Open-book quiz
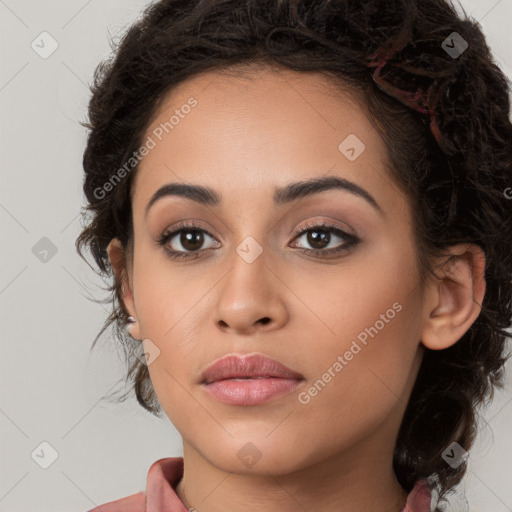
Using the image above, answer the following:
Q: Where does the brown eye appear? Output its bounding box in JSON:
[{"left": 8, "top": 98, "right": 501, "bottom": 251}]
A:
[
  {"left": 299, "top": 228, "right": 332, "bottom": 250},
  {"left": 157, "top": 220, "right": 360, "bottom": 261},
  {"left": 158, "top": 222, "right": 219, "bottom": 260},
  {"left": 176, "top": 229, "right": 206, "bottom": 251},
  {"left": 161, "top": 228, "right": 216, "bottom": 253},
  {"left": 291, "top": 220, "right": 360, "bottom": 257}
]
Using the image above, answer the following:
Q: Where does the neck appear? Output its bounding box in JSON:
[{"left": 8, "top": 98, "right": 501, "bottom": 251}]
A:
[{"left": 175, "top": 438, "right": 408, "bottom": 512}]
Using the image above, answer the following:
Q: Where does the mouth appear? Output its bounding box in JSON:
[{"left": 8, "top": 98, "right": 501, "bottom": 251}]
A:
[{"left": 199, "top": 353, "right": 305, "bottom": 405}]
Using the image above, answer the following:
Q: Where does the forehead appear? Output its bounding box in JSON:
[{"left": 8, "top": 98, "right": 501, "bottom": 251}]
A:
[{"left": 132, "top": 65, "right": 401, "bottom": 214}]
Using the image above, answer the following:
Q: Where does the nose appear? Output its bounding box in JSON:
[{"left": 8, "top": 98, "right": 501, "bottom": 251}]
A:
[{"left": 212, "top": 251, "right": 289, "bottom": 336}]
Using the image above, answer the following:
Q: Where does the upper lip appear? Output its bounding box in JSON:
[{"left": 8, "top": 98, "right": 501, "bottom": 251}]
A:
[{"left": 200, "top": 353, "right": 304, "bottom": 384}]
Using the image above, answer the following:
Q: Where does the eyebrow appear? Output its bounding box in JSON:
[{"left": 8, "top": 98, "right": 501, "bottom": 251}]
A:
[{"left": 145, "top": 175, "right": 383, "bottom": 216}]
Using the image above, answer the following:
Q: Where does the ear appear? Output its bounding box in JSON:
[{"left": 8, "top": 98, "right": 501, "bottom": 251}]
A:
[
  {"left": 107, "top": 238, "right": 141, "bottom": 340},
  {"left": 421, "top": 243, "right": 486, "bottom": 350}
]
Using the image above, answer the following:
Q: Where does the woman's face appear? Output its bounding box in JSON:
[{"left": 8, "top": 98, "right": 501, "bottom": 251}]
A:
[{"left": 118, "top": 66, "right": 429, "bottom": 474}]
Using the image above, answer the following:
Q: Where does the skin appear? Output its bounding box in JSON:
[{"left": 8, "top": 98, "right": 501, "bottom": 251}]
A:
[{"left": 107, "top": 64, "right": 486, "bottom": 512}]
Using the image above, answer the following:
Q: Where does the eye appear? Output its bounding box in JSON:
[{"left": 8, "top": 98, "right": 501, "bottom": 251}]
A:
[
  {"left": 290, "top": 220, "right": 360, "bottom": 258},
  {"left": 157, "top": 219, "right": 360, "bottom": 260},
  {"left": 157, "top": 221, "right": 219, "bottom": 260}
]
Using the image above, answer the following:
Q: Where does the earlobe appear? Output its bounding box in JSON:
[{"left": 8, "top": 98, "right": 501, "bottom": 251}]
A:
[
  {"left": 421, "top": 244, "right": 486, "bottom": 351},
  {"left": 107, "top": 238, "right": 140, "bottom": 339}
]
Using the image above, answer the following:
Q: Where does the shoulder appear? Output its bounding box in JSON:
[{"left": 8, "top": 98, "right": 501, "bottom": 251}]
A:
[{"left": 85, "top": 491, "right": 146, "bottom": 512}]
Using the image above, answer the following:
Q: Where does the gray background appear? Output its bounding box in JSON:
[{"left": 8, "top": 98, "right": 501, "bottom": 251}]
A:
[{"left": 0, "top": 1, "right": 511, "bottom": 511}]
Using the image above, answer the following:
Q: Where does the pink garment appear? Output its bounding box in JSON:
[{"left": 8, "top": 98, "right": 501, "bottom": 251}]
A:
[{"left": 86, "top": 457, "right": 432, "bottom": 512}]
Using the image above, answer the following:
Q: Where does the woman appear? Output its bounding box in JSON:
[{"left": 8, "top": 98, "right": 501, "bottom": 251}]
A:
[{"left": 76, "top": 0, "right": 512, "bottom": 510}]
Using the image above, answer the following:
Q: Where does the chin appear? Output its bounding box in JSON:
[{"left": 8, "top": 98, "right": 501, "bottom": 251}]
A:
[{"left": 198, "top": 436, "right": 319, "bottom": 477}]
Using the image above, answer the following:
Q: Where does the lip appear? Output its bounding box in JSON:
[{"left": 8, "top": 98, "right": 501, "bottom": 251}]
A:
[
  {"left": 200, "top": 353, "right": 304, "bottom": 383},
  {"left": 200, "top": 353, "right": 305, "bottom": 406}
]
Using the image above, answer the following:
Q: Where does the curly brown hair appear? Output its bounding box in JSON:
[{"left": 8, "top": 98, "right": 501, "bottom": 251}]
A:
[{"left": 75, "top": 0, "right": 512, "bottom": 508}]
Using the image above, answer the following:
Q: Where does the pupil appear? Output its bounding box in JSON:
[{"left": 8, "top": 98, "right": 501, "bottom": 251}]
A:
[
  {"left": 308, "top": 229, "right": 329, "bottom": 249},
  {"left": 181, "top": 230, "right": 203, "bottom": 250}
]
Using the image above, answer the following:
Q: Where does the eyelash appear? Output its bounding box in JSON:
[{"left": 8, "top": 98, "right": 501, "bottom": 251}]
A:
[{"left": 157, "top": 220, "right": 360, "bottom": 260}]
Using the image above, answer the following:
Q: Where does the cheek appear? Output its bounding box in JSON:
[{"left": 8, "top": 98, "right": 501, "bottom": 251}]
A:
[
  {"left": 291, "top": 238, "right": 423, "bottom": 417},
  {"left": 290, "top": 234, "right": 421, "bottom": 356},
  {"left": 131, "top": 240, "right": 206, "bottom": 342},
  {"left": 287, "top": 299, "right": 423, "bottom": 470}
]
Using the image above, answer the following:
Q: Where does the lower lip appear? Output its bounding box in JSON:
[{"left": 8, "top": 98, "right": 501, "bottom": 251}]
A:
[{"left": 202, "top": 377, "right": 303, "bottom": 405}]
